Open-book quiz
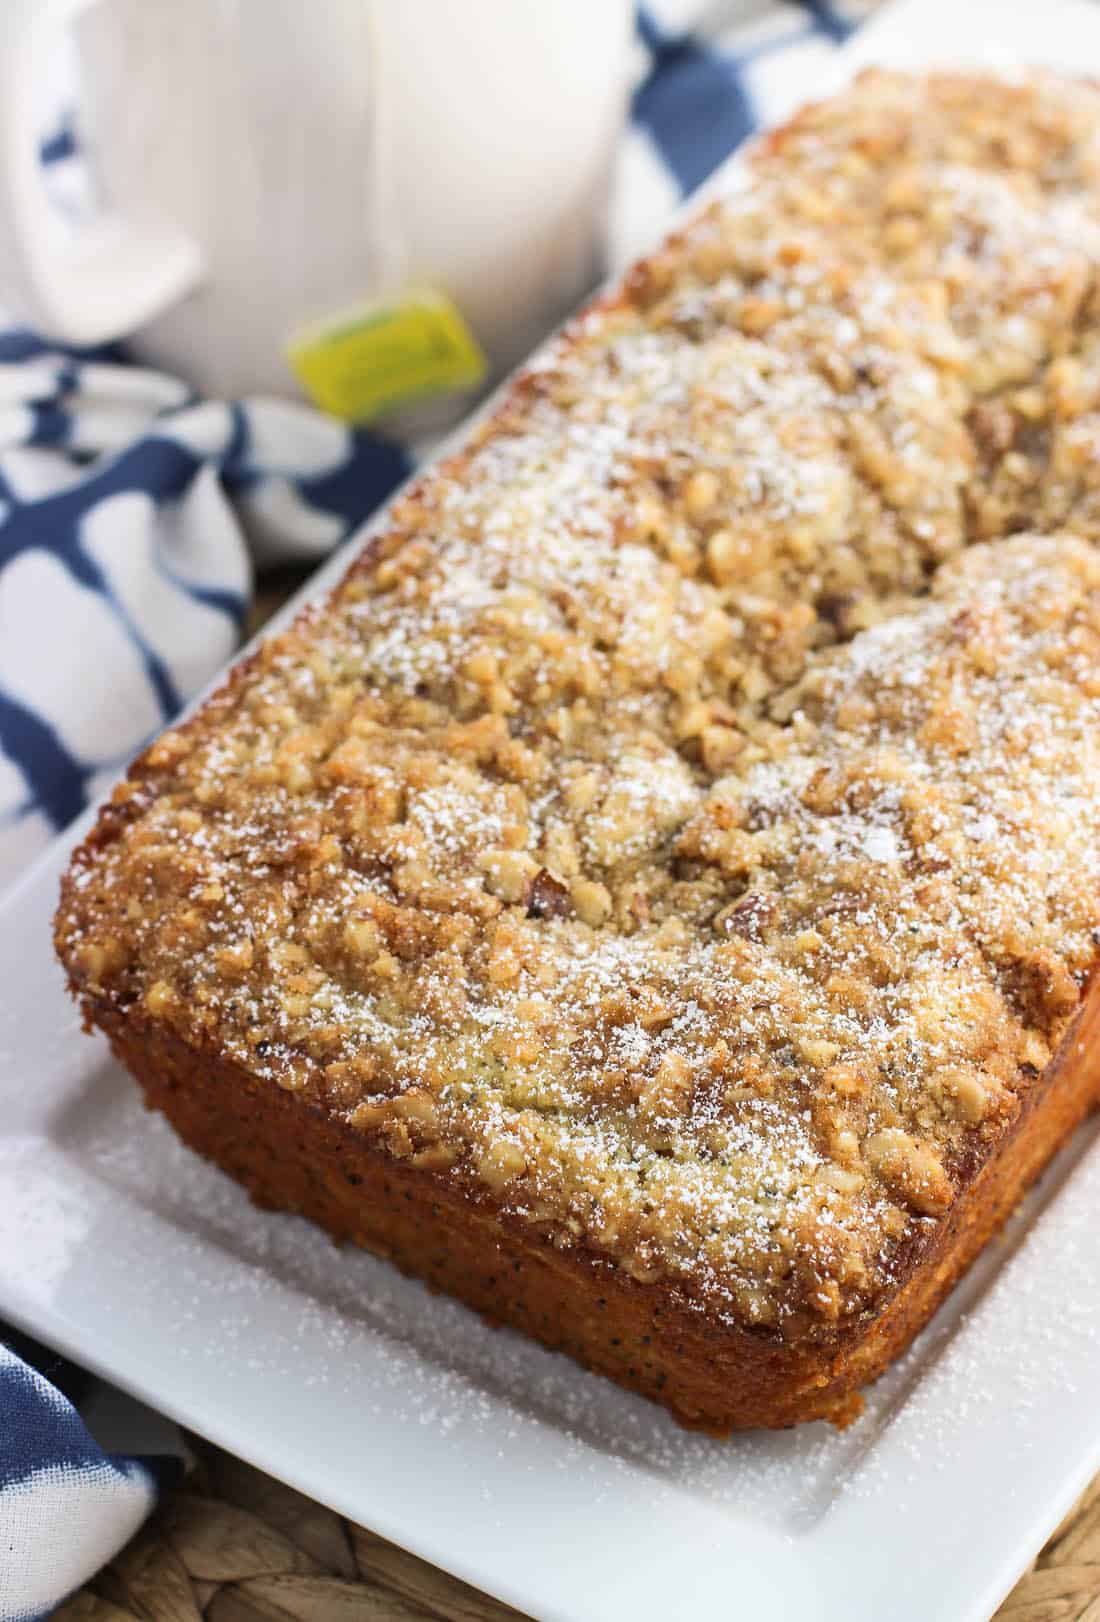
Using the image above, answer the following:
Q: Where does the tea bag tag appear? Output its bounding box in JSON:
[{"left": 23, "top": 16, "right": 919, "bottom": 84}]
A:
[{"left": 287, "top": 288, "right": 486, "bottom": 423}]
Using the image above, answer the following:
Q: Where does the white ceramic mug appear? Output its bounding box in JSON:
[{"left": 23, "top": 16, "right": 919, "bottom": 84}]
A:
[{"left": 0, "top": 0, "right": 632, "bottom": 405}]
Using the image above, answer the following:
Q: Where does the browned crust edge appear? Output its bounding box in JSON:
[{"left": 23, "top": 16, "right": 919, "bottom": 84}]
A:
[{"left": 76, "top": 981, "right": 1100, "bottom": 1434}]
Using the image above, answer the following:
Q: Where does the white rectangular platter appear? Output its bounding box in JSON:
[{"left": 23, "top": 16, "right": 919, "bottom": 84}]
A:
[{"left": 3, "top": 2, "right": 1100, "bottom": 1616}]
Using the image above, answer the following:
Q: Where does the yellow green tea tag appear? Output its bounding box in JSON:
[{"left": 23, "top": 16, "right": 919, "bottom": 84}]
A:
[{"left": 287, "top": 288, "right": 487, "bottom": 423}]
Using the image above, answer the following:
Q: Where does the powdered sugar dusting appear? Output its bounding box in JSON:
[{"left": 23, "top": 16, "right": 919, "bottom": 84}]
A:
[{"left": 53, "top": 68, "right": 1100, "bottom": 1362}]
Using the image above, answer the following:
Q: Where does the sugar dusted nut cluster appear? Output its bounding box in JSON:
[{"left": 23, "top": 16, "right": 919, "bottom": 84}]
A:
[{"left": 56, "top": 71, "right": 1100, "bottom": 1347}]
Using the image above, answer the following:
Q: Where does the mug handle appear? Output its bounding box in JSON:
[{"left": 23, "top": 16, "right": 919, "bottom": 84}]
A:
[{"left": 0, "top": 0, "right": 203, "bottom": 344}]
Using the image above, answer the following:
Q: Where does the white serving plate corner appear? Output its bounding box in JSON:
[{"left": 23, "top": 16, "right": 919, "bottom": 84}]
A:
[{"left": 5, "top": 2, "right": 1100, "bottom": 1616}]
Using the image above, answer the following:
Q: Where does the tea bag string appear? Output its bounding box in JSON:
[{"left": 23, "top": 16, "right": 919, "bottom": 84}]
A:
[{"left": 364, "top": 5, "right": 408, "bottom": 299}]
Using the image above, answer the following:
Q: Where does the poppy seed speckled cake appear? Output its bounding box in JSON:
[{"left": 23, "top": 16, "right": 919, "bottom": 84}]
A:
[{"left": 56, "top": 71, "right": 1100, "bottom": 1430}]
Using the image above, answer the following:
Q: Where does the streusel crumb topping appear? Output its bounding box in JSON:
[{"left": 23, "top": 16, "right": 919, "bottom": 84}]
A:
[{"left": 57, "top": 71, "right": 1100, "bottom": 1340}]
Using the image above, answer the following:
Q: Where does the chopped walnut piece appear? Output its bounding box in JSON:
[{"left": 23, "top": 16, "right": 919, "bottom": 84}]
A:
[
  {"left": 717, "top": 892, "right": 776, "bottom": 942},
  {"left": 478, "top": 849, "right": 540, "bottom": 904},
  {"left": 477, "top": 1139, "right": 528, "bottom": 1193},
  {"left": 865, "top": 1130, "right": 954, "bottom": 1217},
  {"left": 570, "top": 878, "right": 613, "bottom": 927},
  {"left": 526, "top": 868, "right": 573, "bottom": 920}
]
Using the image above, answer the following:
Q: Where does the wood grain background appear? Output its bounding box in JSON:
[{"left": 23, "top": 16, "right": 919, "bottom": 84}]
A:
[{"left": 58, "top": 1433, "right": 1100, "bottom": 1622}]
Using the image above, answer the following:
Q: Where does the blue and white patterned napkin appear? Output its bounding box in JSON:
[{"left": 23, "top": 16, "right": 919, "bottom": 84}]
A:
[
  {"left": 0, "top": 4, "right": 872, "bottom": 1616},
  {"left": 0, "top": 356, "right": 409, "bottom": 887}
]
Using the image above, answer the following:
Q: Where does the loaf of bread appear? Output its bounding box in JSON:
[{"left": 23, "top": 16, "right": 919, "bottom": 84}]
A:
[{"left": 56, "top": 71, "right": 1100, "bottom": 1431}]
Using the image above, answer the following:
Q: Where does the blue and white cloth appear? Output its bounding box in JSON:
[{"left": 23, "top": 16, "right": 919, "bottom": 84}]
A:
[
  {"left": 1, "top": 4, "right": 873, "bottom": 1616},
  {"left": 0, "top": 364, "right": 409, "bottom": 886},
  {"left": 1, "top": 1334, "right": 183, "bottom": 1619}
]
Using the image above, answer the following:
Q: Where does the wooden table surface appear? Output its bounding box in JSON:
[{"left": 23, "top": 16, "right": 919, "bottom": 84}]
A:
[{"left": 57, "top": 1432, "right": 1100, "bottom": 1622}]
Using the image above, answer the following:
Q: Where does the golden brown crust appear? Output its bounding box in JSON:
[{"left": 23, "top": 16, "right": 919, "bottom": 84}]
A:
[
  {"left": 87, "top": 976, "right": 1100, "bottom": 1433},
  {"left": 54, "top": 69, "right": 1100, "bottom": 1427}
]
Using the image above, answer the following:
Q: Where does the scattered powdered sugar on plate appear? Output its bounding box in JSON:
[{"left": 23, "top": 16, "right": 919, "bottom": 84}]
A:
[{"left": 17, "top": 1048, "right": 1094, "bottom": 1534}]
